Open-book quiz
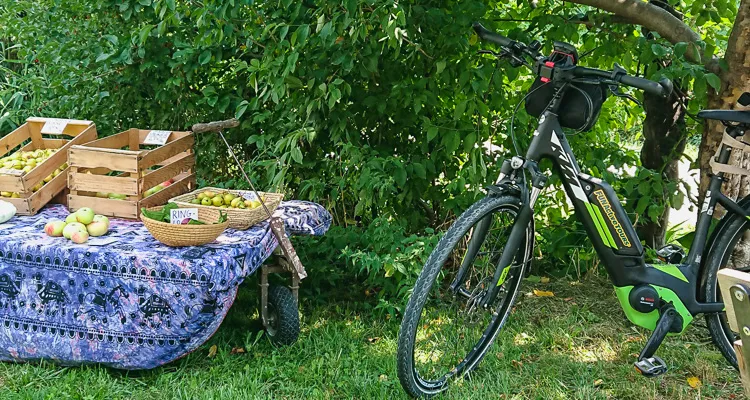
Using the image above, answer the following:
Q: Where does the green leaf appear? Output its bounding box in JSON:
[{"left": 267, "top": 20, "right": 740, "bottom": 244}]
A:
[
  {"left": 394, "top": 163, "right": 407, "bottom": 187},
  {"left": 636, "top": 196, "right": 650, "bottom": 214},
  {"left": 436, "top": 60, "right": 446, "bottom": 74},
  {"left": 279, "top": 25, "right": 289, "bottom": 41},
  {"left": 427, "top": 127, "right": 438, "bottom": 142},
  {"left": 453, "top": 100, "right": 467, "bottom": 120},
  {"left": 673, "top": 42, "right": 688, "bottom": 59},
  {"left": 705, "top": 73, "right": 721, "bottom": 90},
  {"left": 412, "top": 163, "right": 426, "bottom": 179},
  {"left": 443, "top": 131, "right": 460, "bottom": 154},
  {"left": 650, "top": 44, "right": 669, "bottom": 58},
  {"left": 199, "top": 50, "right": 211, "bottom": 65},
  {"left": 235, "top": 100, "right": 249, "bottom": 119},
  {"left": 291, "top": 147, "right": 303, "bottom": 164}
]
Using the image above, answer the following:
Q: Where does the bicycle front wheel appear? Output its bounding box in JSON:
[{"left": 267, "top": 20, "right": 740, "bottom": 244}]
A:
[{"left": 396, "top": 195, "right": 533, "bottom": 398}]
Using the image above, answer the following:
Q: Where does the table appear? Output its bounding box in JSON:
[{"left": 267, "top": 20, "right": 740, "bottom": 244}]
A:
[{"left": 0, "top": 201, "right": 331, "bottom": 369}]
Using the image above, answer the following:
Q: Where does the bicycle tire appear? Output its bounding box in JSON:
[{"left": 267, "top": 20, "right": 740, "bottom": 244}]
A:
[
  {"left": 396, "top": 194, "right": 532, "bottom": 398},
  {"left": 700, "top": 207, "right": 750, "bottom": 369}
]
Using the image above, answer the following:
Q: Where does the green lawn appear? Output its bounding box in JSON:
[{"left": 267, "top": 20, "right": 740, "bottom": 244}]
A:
[{"left": 0, "top": 276, "right": 743, "bottom": 399}]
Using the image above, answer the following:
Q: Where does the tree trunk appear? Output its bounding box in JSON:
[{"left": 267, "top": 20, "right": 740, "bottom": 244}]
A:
[
  {"left": 699, "top": 1, "right": 750, "bottom": 202},
  {"left": 698, "top": 0, "right": 750, "bottom": 269},
  {"left": 639, "top": 89, "right": 687, "bottom": 248}
]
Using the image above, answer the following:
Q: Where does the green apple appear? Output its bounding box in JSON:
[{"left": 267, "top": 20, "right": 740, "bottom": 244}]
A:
[
  {"left": 44, "top": 220, "right": 67, "bottom": 237},
  {"left": 63, "top": 222, "right": 86, "bottom": 239},
  {"left": 95, "top": 192, "right": 109, "bottom": 198},
  {"left": 65, "top": 214, "right": 78, "bottom": 224},
  {"left": 75, "top": 207, "right": 95, "bottom": 225},
  {"left": 92, "top": 215, "right": 109, "bottom": 229},
  {"left": 108, "top": 193, "right": 127, "bottom": 200},
  {"left": 200, "top": 197, "right": 212, "bottom": 206},
  {"left": 70, "top": 230, "right": 90, "bottom": 244},
  {"left": 86, "top": 221, "right": 108, "bottom": 237},
  {"left": 211, "top": 196, "right": 223, "bottom": 207}
]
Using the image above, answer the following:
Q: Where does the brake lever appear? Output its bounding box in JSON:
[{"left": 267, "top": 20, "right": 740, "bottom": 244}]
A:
[{"left": 609, "top": 84, "right": 642, "bottom": 107}]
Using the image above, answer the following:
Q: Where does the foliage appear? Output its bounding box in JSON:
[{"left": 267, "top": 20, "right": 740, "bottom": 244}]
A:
[{"left": 0, "top": 0, "right": 740, "bottom": 304}]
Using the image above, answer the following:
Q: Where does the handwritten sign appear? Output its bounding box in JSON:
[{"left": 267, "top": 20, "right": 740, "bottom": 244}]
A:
[
  {"left": 143, "top": 130, "right": 172, "bottom": 146},
  {"left": 40, "top": 118, "right": 71, "bottom": 135},
  {"left": 270, "top": 216, "right": 307, "bottom": 279},
  {"left": 0, "top": 168, "right": 24, "bottom": 177},
  {"left": 170, "top": 208, "right": 199, "bottom": 224}
]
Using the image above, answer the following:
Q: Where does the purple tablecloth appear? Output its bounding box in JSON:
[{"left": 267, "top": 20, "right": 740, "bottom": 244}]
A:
[{"left": 0, "top": 201, "right": 330, "bottom": 369}]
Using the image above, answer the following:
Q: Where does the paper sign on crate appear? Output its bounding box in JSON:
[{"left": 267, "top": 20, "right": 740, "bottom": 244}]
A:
[
  {"left": 170, "top": 208, "right": 199, "bottom": 224},
  {"left": 143, "top": 130, "right": 172, "bottom": 146},
  {"left": 40, "top": 118, "right": 72, "bottom": 135}
]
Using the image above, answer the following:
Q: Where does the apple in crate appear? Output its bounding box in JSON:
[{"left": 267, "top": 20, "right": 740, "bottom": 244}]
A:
[
  {"left": 44, "top": 220, "right": 67, "bottom": 237},
  {"left": 75, "top": 208, "right": 95, "bottom": 225},
  {"left": 63, "top": 222, "right": 87, "bottom": 239}
]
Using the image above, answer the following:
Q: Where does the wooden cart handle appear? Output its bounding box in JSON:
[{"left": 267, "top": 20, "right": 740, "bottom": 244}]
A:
[{"left": 191, "top": 119, "right": 239, "bottom": 133}]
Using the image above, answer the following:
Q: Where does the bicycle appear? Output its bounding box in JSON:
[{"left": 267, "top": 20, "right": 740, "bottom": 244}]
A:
[{"left": 396, "top": 22, "right": 750, "bottom": 398}]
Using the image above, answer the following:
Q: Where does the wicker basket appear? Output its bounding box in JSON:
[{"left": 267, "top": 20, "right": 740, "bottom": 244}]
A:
[
  {"left": 169, "top": 187, "right": 283, "bottom": 230},
  {"left": 141, "top": 206, "right": 229, "bottom": 247}
]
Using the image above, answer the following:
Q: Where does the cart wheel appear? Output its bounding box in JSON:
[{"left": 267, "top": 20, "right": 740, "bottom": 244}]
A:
[{"left": 264, "top": 285, "right": 299, "bottom": 346}]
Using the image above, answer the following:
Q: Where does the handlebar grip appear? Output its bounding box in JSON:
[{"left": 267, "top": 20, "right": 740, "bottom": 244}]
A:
[
  {"left": 472, "top": 22, "right": 513, "bottom": 47},
  {"left": 620, "top": 75, "right": 673, "bottom": 98},
  {"left": 191, "top": 118, "right": 240, "bottom": 133}
]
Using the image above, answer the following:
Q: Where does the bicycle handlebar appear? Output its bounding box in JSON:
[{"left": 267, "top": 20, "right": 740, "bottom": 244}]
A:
[
  {"left": 473, "top": 22, "right": 673, "bottom": 98},
  {"left": 472, "top": 22, "right": 513, "bottom": 48}
]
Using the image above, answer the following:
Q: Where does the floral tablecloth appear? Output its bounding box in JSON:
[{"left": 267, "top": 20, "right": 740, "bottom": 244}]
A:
[{"left": 0, "top": 201, "right": 331, "bottom": 369}]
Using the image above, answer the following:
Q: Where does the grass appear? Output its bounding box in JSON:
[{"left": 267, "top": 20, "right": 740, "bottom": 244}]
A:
[{"left": 0, "top": 276, "right": 743, "bottom": 399}]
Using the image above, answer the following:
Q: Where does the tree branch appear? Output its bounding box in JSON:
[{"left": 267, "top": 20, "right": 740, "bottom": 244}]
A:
[{"left": 563, "top": 0, "right": 719, "bottom": 72}]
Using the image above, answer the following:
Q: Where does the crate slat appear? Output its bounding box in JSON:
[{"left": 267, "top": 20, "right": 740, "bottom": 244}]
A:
[
  {"left": 140, "top": 135, "right": 194, "bottom": 170},
  {"left": 0, "top": 124, "right": 30, "bottom": 157},
  {"left": 0, "top": 175, "right": 24, "bottom": 193},
  {"left": 69, "top": 173, "right": 139, "bottom": 196},
  {"left": 68, "top": 195, "right": 140, "bottom": 219},
  {"left": 69, "top": 146, "right": 140, "bottom": 173},
  {"left": 141, "top": 153, "right": 194, "bottom": 191}
]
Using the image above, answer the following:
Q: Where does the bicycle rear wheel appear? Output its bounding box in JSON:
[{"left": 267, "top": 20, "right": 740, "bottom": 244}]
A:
[{"left": 396, "top": 195, "right": 533, "bottom": 398}]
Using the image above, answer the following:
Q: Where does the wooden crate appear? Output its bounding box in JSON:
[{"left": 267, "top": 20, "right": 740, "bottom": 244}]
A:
[
  {"left": 0, "top": 117, "right": 97, "bottom": 215},
  {"left": 67, "top": 128, "right": 196, "bottom": 219}
]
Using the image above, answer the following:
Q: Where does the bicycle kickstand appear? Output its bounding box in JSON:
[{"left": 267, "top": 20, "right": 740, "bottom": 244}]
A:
[{"left": 633, "top": 306, "right": 683, "bottom": 377}]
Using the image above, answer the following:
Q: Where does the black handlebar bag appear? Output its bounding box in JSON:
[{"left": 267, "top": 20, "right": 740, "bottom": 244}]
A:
[{"left": 524, "top": 43, "right": 608, "bottom": 132}]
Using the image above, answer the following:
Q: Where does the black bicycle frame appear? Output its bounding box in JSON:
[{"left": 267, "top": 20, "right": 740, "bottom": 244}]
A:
[{"left": 483, "top": 85, "right": 742, "bottom": 322}]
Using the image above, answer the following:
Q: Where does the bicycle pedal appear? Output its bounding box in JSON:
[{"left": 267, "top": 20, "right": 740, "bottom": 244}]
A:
[{"left": 634, "top": 356, "right": 668, "bottom": 377}]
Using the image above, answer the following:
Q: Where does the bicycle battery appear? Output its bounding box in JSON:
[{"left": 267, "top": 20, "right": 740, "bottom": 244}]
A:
[{"left": 579, "top": 174, "right": 643, "bottom": 257}]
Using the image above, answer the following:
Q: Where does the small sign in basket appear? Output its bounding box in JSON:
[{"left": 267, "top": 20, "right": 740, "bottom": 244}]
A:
[
  {"left": 169, "top": 187, "right": 284, "bottom": 230},
  {"left": 0, "top": 117, "right": 98, "bottom": 215}
]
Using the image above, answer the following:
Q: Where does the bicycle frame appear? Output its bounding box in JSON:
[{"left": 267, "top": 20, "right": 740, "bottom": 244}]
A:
[{"left": 490, "top": 87, "right": 742, "bottom": 333}]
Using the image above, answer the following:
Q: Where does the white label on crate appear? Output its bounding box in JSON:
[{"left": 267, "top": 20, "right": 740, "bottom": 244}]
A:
[
  {"left": 40, "top": 118, "right": 72, "bottom": 135},
  {"left": 143, "top": 130, "right": 172, "bottom": 145},
  {"left": 170, "top": 208, "right": 199, "bottom": 225},
  {"left": 0, "top": 169, "right": 24, "bottom": 177}
]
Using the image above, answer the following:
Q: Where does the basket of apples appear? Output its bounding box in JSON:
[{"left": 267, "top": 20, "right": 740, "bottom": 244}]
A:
[
  {"left": 140, "top": 203, "right": 229, "bottom": 247},
  {"left": 43, "top": 207, "right": 110, "bottom": 244},
  {"left": 169, "top": 187, "right": 283, "bottom": 230}
]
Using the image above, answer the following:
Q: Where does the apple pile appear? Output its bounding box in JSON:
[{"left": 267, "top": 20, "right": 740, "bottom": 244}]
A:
[
  {"left": 95, "top": 179, "right": 174, "bottom": 200},
  {"left": 189, "top": 190, "right": 263, "bottom": 209},
  {"left": 0, "top": 149, "right": 66, "bottom": 197},
  {"left": 44, "top": 207, "right": 110, "bottom": 244}
]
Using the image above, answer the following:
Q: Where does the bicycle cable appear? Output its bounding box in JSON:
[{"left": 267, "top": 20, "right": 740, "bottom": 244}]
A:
[{"left": 508, "top": 80, "right": 552, "bottom": 156}]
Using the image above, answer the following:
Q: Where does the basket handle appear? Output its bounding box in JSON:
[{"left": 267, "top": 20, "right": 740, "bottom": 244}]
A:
[{"left": 191, "top": 119, "right": 239, "bottom": 134}]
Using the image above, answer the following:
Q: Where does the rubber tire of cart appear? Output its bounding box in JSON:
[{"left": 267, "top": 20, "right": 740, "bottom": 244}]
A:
[{"left": 264, "top": 285, "right": 300, "bottom": 346}]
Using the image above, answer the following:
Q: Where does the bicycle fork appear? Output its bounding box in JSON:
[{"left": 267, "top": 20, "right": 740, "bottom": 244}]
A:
[{"left": 450, "top": 157, "right": 546, "bottom": 308}]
